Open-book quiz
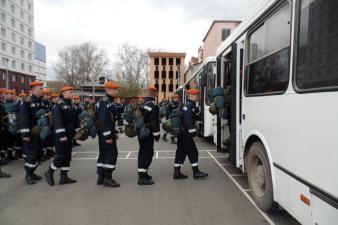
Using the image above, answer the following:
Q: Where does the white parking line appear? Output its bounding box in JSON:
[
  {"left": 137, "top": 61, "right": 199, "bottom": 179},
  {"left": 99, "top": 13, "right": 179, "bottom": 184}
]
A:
[
  {"left": 126, "top": 152, "right": 131, "bottom": 159},
  {"left": 156, "top": 151, "right": 159, "bottom": 159},
  {"left": 72, "top": 149, "right": 217, "bottom": 154},
  {"left": 206, "top": 150, "right": 275, "bottom": 225}
]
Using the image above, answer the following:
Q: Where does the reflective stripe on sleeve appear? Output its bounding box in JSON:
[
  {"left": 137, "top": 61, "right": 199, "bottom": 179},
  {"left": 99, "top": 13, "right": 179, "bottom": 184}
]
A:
[
  {"left": 183, "top": 106, "right": 188, "bottom": 111},
  {"left": 20, "top": 129, "right": 30, "bottom": 133},
  {"left": 153, "top": 132, "right": 160, "bottom": 136},
  {"left": 51, "top": 163, "right": 58, "bottom": 170},
  {"left": 60, "top": 167, "right": 70, "bottom": 171},
  {"left": 138, "top": 169, "right": 147, "bottom": 172},
  {"left": 25, "top": 162, "right": 38, "bottom": 168},
  {"left": 55, "top": 128, "right": 66, "bottom": 134},
  {"left": 191, "top": 163, "right": 198, "bottom": 167},
  {"left": 188, "top": 128, "right": 196, "bottom": 133},
  {"left": 144, "top": 105, "right": 152, "bottom": 111},
  {"left": 103, "top": 131, "right": 111, "bottom": 136}
]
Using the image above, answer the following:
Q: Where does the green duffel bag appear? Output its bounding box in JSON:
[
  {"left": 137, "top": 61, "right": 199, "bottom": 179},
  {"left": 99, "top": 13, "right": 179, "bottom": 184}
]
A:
[
  {"left": 125, "top": 124, "right": 137, "bottom": 138},
  {"left": 209, "top": 102, "right": 218, "bottom": 115},
  {"left": 162, "top": 120, "right": 172, "bottom": 133},
  {"left": 31, "top": 126, "right": 41, "bottom": 136},
  {"left": 74, "top": 127, "right": 89, "bottom": 141}
]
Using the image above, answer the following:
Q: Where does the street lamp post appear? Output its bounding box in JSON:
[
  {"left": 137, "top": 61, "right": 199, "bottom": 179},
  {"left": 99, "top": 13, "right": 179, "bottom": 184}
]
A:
[{"left": 5, "top": 58, "right": 9, "bottom": 89}]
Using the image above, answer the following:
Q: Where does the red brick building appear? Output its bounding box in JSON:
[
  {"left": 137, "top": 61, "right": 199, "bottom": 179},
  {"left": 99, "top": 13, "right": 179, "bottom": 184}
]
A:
[{"left": 0, "top": 69, "right": 35, "bottom": 94}]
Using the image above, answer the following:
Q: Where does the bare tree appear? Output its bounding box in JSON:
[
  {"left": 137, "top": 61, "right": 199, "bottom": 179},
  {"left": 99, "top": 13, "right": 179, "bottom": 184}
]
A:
[
  {"left": 54, "top": 42, "right": 109, "bottom": 86},
  {"left": 111, "top": 43, "right": 150, "bottom": 96}
]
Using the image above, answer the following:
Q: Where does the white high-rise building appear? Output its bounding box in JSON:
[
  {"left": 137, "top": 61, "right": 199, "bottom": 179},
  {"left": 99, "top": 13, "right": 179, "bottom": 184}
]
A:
[{"left": 0, "top": 0, "right": 35, "bottom": 92}]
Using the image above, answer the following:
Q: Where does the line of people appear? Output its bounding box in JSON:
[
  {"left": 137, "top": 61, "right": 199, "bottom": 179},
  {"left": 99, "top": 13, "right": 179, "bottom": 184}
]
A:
[{"left": 0, "top": 80, "right": 208, "bottom": 187}]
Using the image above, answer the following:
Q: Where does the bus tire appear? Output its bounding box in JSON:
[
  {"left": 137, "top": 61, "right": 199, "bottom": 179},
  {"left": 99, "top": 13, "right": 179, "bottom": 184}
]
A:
[{"left": 247, "top": 142, "right": 278, "bottom": 213}]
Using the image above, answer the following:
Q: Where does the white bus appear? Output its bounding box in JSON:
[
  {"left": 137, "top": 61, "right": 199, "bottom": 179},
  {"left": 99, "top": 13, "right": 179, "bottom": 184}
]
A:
[
  {"left": 177, "top": 57, "right": 219, "bottom": 143},
  {"left": 214, "top": 0, "right": 338, "bottom": 224}
]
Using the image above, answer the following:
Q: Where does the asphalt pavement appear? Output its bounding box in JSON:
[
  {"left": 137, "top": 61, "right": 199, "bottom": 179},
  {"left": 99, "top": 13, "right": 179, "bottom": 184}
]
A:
[{"left": 0, "top": 135, "right": 300, "bottom": 225}]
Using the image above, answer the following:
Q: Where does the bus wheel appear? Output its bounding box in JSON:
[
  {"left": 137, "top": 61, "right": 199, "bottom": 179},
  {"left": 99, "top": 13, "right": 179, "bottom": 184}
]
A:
[{"left": 247, "top": 142, "right": 278, "bottom": 212}]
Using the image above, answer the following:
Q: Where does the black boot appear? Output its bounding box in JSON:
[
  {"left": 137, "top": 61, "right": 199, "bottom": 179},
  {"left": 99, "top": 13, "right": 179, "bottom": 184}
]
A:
[
  {"left": 145, "top": 171, "right": 152, "bottom": 180},
  {"left": 0, "top": 167, "right": 11, "bottom": 178},
  {"left": 44, "top": 167, "right": 55, "bottom": 186},
  {"left": 25, "top": 171, "right": 36, "bottom": 185},
  {"left": 6, "top": 150, "right": 15, "bottom": 161},
  {"left": 59, "top": 171, "right": 77, "bottom": 185},
  {"left": 0, "top": 153, "right": 8, "bottom": 165},
  {"left": 138, "top": 172, "right": 154, "bottom": 185},
  {"left": 103, "top": 169, "right": 120, "bottom": 188},
  {"left": 97, "top": 174, "right": 104, "bottom": 185},
  {"left": 192, "top": 166, "right": 208, "bottom": 179},
  {"left": 162, "top": 133, "right": 168, "bottom": 142},
  {"left": 32, "top": 173, "right": 42, "bottom": 180},
  {"left": 173, "top": 167, "right": 188, "bottom": 179}
]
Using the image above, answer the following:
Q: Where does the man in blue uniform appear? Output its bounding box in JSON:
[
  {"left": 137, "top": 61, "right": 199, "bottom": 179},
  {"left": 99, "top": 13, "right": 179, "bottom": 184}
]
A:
[
  {"left": 0, "top": 89, "right": 10, "bottom": 178},
  {"left": 18, "top": 81, "right": 45, "bottom": 185},
  {"left": 115, "top": 98, "right": 125, "bottom": 133},
  {"left": 45, "top": 86, "right": 79, "bottom": 186},
  {"left": 137, "top": 86, "right": 160, "bottom": 185},
  {"left": 72, "top": 95, "right": 83, "bottom": 147},
  {"left": 95, "top": 81, "right": 121, "bottom": 188},
  {"left": 173, "top": 88, "right": 208, "bottom": 180}
]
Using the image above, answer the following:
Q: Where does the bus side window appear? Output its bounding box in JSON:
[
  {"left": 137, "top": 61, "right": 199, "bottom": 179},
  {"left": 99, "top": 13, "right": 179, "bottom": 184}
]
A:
[
  {"left": 246, "top": 3, "right": 292, "bottom": 95},
  {"left": 206, "top": 63, "right": 216, "bottom": 105}
]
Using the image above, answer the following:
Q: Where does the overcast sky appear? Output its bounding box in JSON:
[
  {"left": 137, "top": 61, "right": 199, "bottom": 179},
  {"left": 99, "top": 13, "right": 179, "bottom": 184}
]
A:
[{"left": 34, "top": 0, "right": 258, "bottom": 79}]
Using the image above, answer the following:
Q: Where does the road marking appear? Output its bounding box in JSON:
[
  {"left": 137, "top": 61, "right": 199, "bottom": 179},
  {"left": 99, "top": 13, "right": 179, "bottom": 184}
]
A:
[
  {"left": 206, "top": 150, "right": 275, "bottom": 225},
  {"left": 156, "top": 151, "right": 159, "bottom": 159},
  {"left": 72, "top": 152, "right": 77, "bottom": 156},
  {"left": 73, "top": 156, "right": 216, "bottom": 160},
  {"left": 126, "top": 152, "right": 131, "bottom": 159},
  {"left": 244, "top": 189, "right": 251, "bottom": 192},
  {"left": 220, "top": 163, "right": 232, "bottom": 166}
]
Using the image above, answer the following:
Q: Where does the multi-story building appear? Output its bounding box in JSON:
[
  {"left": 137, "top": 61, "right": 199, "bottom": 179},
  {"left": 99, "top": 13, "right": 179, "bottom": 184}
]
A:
[
  {"left": 148, "top": 52, "right": 186, "bottom": 100},
  {"left": 0, "top": 0, "right": 35, "bottom": 93},
  {"left": 34, "top": 41, "right": 46, "bottom": 81},
  {"left": 185, "top": 20, "right": 241, "bottom": 82}
]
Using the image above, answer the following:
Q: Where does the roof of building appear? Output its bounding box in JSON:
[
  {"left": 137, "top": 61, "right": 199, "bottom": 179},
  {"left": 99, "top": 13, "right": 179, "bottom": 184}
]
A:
[
  {"left": 202, "top": 20, "right": 241, "bottom": 42},
  {"left": 148, "top": 52, "right": 186, "bottom": 58}
]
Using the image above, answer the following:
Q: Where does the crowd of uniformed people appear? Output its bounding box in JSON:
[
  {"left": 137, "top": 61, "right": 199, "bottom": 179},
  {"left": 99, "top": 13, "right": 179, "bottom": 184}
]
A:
[{"left": 0, "top": 80, "right": 208, "bottom": 187}]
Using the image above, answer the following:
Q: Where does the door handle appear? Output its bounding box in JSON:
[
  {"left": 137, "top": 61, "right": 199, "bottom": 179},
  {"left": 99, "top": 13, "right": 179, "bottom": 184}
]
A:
[{"left": 242, "top": 114, "right": 246, "bottom": 120}]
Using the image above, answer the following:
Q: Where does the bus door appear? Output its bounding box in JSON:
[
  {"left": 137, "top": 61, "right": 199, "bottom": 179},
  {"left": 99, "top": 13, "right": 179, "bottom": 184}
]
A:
[{"left": 204, "top": 62, "right": 217, "bottom": 137}]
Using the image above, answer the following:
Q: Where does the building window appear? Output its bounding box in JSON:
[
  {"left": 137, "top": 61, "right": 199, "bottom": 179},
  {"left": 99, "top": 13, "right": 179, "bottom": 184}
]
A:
[
  {"left": 154, "top": 71, "right": 159, "bottom": 79},
  {"left": 1, "top": 12, "right": 5, "bottom": 22},
  {"left": 21, "top": 76, "right": 24, "bottom": 83},
  {"left": 176, "top": 71, "right": 179, "bottom": 79},
  {"left": 11, "top": 46, "right": 16, "bottom": 55},
  {"left": 154, "top": 58, "right": 159, "bottom": 65},
  {"left": 1, "top": 28, "right": 6, "bottom": 37},
  {"left": 21, "top": 63, "right": 25, "bottom": 71},
  {"left": 11, "top": 5, "right": 15, "bottom": 14},
  {"left": 28, "top": 65, "right": 32, "bottom": 72},
  {"left": 161, "top": 84, "right": 167, "bottom": 92},
  {"left": 28, "top": 41, "right": 32, "bottom": 49},
  {"left": 246, "top": 3, "right": 291, "bottom": 95},
  {"left": 176, "top": 58, "right": 181, "bottom": 65},
  {"left": 20, "top": 11, "right": 24, "bottom": 19},
  {"left": 1, "top": 57, "right": 7, "bottom": 66},
  {"left": 295, "top": 0, "right": 338, "bottom": 91},
  {"left": 169, "top": 71, "right": 174, "bottom": 79},
  {"left": 20, "top": 24, "right": 24, "bottom": 32},
  {"left": 161, "top": 71, "right": 166, "bottom": 79},
  {"left": 28, "top": 77, "right": 32, "bottom": 83},
  {"left": 28, "top": 29, "right": 32, "bottom": 37},
  {"left": 21, "top": 50, "right": 24, "bottom": 58},
  {"left": 154, "top": 83, "right": 159, "bottom": 91},
  {"left": 169, "top": 58, "right": 173, "bottom": 65},
  {"left": 28, "top": 4, "right": 32, "bottom": 12},
  {"left": 1, "top": 42, "right": 6, "bottom": 52},
  {"left": 11, "top": 32, "right": 15, "bottom": 41},
  {"left": 12, "top": 74, "right": 16, "bottom": 82},
  {"left": 161, "top": 58, "right": 166, "bottom": 66},
  {"left": 221, "top": 29, "right": 231, "bottom": 41},
  {"left": 11, "top": 18, "right": 15, "bottom": 27},
  {"left": 169, "top": 84, "right": 174, "bottom": 92},
  {"left": 12, "top": 60, "right": 16, "bottom": 69},
  {"left": 28, "top": 16, "right": 32, "bottom": 24},
  {"left": 28, "top": 53, "right": 32, "bottom": 60},
  {"left": 20, "top": 0, "right": 23, "bottom": 6},
  {"left": 20, "top": 37, "right": 24, "bottom": 45},
  {"left": 1, "top": 0, "right": 5, "bottom": 8}
]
